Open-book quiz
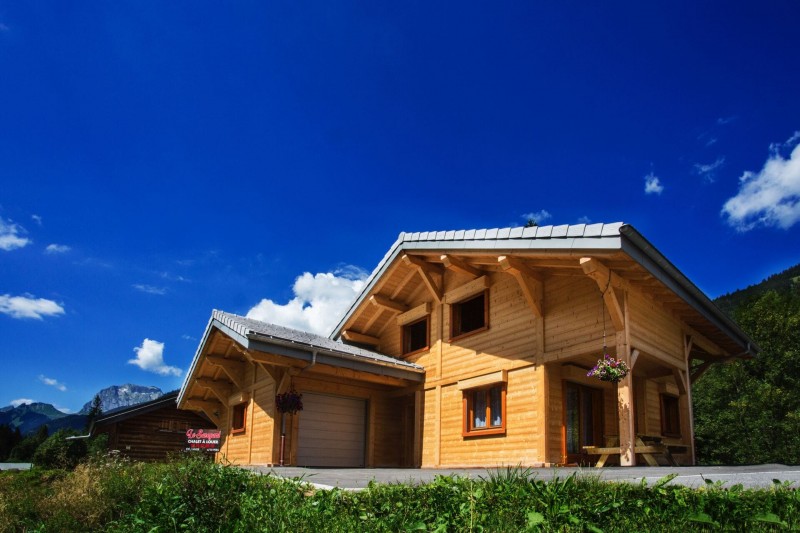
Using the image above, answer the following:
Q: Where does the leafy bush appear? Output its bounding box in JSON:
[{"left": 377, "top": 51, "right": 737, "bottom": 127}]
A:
[{"left": 3, "top": 458, "right": 800, "bottom": 532}]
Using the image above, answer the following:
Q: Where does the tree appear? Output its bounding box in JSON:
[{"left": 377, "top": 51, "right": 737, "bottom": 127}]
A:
[
  {"left": 524, "top": 218, "right": 538, "bottom": 228},
  {"left": 85, "top": 394, "right": 103, "bottom": 431},
  {"left": 693, "top": 288, "right": 800, "bottom": 464}
]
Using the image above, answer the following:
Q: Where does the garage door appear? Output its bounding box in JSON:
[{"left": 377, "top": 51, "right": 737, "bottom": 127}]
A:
[{"left": 296, "top": 393, "right": 366, "bottom": 467}]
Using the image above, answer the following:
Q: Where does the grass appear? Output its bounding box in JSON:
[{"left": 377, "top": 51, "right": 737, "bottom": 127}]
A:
[{"left": 1, "top": 458, "right": 798, "bottom": 532}]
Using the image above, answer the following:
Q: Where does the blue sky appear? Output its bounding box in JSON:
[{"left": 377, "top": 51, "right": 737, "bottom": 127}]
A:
[{"left": 1, "top": 2, "right": 798, "bottom": 413}]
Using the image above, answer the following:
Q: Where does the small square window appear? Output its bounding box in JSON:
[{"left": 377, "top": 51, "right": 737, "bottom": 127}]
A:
[
  {"left": 231, "top": 402, "right": 247, "bottom": 434},
  {"left": 402, "top": 317, "right": 429, "bottom": 356},
  {"left": 660, "top": 395, "right": 680, "bottom": 437},
  {"left": 451, "top": 291, "right": 488, "bottom": 340},
  {"left": 463, "top": 384, "right": 506, "bottom": 437}
]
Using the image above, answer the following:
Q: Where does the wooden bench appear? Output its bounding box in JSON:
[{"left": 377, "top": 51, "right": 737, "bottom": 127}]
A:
[{"left": 583, "top": 436, "right": 689, "bottom": 467}]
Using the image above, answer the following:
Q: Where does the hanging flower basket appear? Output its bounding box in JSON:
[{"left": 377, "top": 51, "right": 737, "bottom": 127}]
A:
[
  {"left": 275, "top": 389, "right": 304, "bottom": 414},
  {"left": 587, "top": 354, "right": 630, "bottom": 383}
]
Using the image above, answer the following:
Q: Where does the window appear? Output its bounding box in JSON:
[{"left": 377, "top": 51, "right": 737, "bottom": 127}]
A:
[
  {"left": 463, "top": 384, "right": 505, "bottom": 437},
  {"left": 451, "top": 291, "right": 488, "bottom": 339},
  {"left": 231, "top": 402, "right": 247, "bottom": 435},
  {"left": 660, "top": 394, "right": 680, "bottom": 437},
  {"left": 402, "top": 317, "right": 429, "bottom": 356}
]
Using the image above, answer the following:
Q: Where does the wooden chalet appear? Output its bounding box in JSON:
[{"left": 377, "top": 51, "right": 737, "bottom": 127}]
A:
[
  {"left": 91, "top": 390, "right": 213, "bottom": 461},
  {"left": 178, "top": 222, "right": 757, "bottom": 468}
]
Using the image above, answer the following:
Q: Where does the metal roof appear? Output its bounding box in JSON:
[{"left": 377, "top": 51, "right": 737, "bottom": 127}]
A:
[
  {"left": 329, "top": 222, "right": 758, "bottom": 358},
  {"left": 178, "top": 310, "right": 424, "bottom": 405},
  {"left": 90, "top": 390, "right": 183, "bottom": 433}
]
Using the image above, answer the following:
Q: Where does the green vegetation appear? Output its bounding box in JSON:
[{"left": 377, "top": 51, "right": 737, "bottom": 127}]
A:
[
  {"left": 694, "top": 263, "right": 800, "bottom": 465},
  {"left": 1, "top": 458, "right": 799, "bottom": 532}
]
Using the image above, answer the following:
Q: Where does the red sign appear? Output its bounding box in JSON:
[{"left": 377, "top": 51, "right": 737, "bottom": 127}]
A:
[{"left": 186, "top": 428, "right": 221, "bottom": 452}]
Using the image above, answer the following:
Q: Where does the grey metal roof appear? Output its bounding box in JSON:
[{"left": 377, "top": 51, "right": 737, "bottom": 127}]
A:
[
  {"left": 178, "top": 310, "right": 424, "bottom": 405},
  {"left": 91, "top": 390, "right": 182, "bottom": 433},
  {"left": 328, "top": 222, "right": 758, "bottom": 358}
]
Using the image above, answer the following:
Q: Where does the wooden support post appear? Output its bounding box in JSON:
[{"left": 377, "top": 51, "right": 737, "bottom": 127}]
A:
[
  {"left": 617, "top": 292, "right": 636, "bottom": 466},
  {"left": 684, "top": 335, "right": 697, "bottom": 465},
  {"left": 414, "top": 390, "right": 423, "bottom": 467}
]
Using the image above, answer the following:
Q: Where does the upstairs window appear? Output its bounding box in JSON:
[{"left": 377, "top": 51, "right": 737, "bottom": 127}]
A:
[
  {"left": 660, "top": 394, "right": 680, "bottom": 437},
  {"left": 463, "top": 384, "right": 506, "bottom": 437},
  {"left": 451, "top": 291, "right": 488, "bottom": 339},
  {"left": 231, "top": 402, "right": 247, "bottom": 435},
  {"left": 402, "top": 317, "right": 429, "bottom": 356}
]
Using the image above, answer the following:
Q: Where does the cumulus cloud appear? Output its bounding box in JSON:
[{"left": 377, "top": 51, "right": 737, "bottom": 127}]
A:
[
  {"left": 38, "top": 375, "right": 67, "bottom": 391},
  {"left": 0, "top": 217, "right": 30, "bottom": 251},
  {"left": 133, "top": 284, "right": 167, "bottom": 295},
  {"left": 31, "top": 214, "right": 42, "bottom": 226},
  {"left": 521, "top": 210, "right": 552, "bottom": 225},
  {"left": 246, "top": 266, "right": 369, "bottom": 336},
  {"left": 694, "top": 157, "right": 725, "bottom": 183},
  {"left": 45, "top": 244, "right": 71, "bottom": 254},
  {"left": 0, "top": 294, "right": 65, "bottom": 319},
  {"left": 10, "top": 398, "right": 34, "bottom": 407},
  {"left": 644, "top": 173, "right": 664, "bottom": 195},
  {"left": 722, "top": 133, "right": 800, "bottom": 231},
  {"left": 128, "top": 339, "right": 182, "bottom": 376}
]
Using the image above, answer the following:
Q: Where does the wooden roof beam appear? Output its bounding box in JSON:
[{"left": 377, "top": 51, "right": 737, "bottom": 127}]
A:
[
  {"left": 341, "top": 330, "right": 380, "bottom": 346},
  {"left": 498, "top": 256, "right": 543, "bottom": 318},
  {"left": 206, "top": 355, "right": 247, "bottom": 390},
  {"left": 194, "top": 378, "right": 233, "bottom": 405},
  {"left": 369, "top": 294, "right": 409, "bottom": 314},
  {"left": 441, "top": 254, "right": 483, "bottom": 278},
  {"left": 184, "top": 399, "right": 223, "bottom": 427},
  {"left": 580, "top": 257, "right": 625, "bottom": 331},
  {"left": 402, "top": 254, "right": 442, "bottom": 303}
]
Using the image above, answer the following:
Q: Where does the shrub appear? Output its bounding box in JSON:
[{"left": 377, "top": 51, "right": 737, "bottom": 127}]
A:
[{"left": 32, "top": 429, "right": 87, "bottom": 469}]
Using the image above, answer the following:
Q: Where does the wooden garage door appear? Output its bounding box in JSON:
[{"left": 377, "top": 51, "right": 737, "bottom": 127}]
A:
[{"left": 297, "top": 393, "right": 366, "bottom": 467}]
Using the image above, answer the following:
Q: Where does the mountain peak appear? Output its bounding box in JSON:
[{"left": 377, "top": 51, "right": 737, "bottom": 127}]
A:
[{"left": 79, "top": 384, "right": 164, "bottom": 414}]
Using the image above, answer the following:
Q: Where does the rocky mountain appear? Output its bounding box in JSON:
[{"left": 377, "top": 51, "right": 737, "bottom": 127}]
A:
[
  {"left": 0, "top": 402, "right": 72, "bottom": 435},
  {"left": 79, "top": 384, "right": 164, "bottom": 414}
]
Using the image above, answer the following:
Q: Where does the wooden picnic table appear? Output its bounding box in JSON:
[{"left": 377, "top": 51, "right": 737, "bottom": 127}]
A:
[{"left": 583, "top": 435, "right": 689, "bottom": 467}]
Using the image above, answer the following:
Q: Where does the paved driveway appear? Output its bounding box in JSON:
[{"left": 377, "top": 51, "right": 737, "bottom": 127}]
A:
[{"left": 247, "top": 464, "right": 800, "bottom": 490}]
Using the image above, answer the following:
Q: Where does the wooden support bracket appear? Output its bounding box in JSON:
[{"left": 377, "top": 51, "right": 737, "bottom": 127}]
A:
[
  {"left": 673, "top": 368, "right": 688, "bottom": 395},
  {"left": 441, "top": 254, "right": 482, "bottom": 278},
  {"left": 580, "top": 257, "right": 625, "bottom": 331},
  {"left": 369, "top": 294, "right": 409, "bottom": 314},
  {"left": 342, "top": 330, "right": 380, "bottom": 346},
  {"left": 498, "top": 256, "right": 544, "bottom": 317},
  {"left": 184, "top": 399, "right": 223, "bottom": 427},
  {"left": 690, "top": 359, "right": 714, "bottom": 384},
  {"left": 194, "top": 378, "right": 233, "bottom": 404},
  {"left": 402, "top": 254, "right": 443, "bottom": 303},
  {"left": 206, "top": 355, "right": 247, "bottom": 390}
]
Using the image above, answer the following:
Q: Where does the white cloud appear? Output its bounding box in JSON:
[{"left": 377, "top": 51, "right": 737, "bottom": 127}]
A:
[
  {"left": 694, "top": 157, "right": 725, "bottom": 183},
  {"left": 54, "top": 405, "right": 72, "bottom": 414},
  {"left": 521, "top": 210, "right": 552, "bottom": 224},
  {"left": 577, "top": 216, "right": 592, "bottom": 224},
  {"left": 246, "top": 267, "right": 368, "bottom": 336},
  {"left": 717, "top": 116, "right": 737, "bottom": 125},
  {"left": 722, "top": 133, "right": 800, "bottom": 231},
  {"left": 644, "top": 173, "right": 664, "bottom": 195},
  {"left": 31, "top": 214, "right": 42, "bottom": 226},
  {"left": 38, "top": 375, "right": 67, "bottom": 391},
  {"left": 128, "top": 339, "right": 182, "bottom": 376},
  {"left": 10, "top": 398, "right": 34, "bottom": 407},
  {"left": 0, "top": 294, "right": 65, "bottom": 319},
  {"left": 181, "top": 334, "right": 197, "bottom": 341},
  {"left": 133, "top": 284, "right": 167, "bottom": 295},
  {"left": 45, "top": 243, "right": 71, "bottom": 254},
  {"left": 0, "top": 217, "right": 30, "bottom": 251}
]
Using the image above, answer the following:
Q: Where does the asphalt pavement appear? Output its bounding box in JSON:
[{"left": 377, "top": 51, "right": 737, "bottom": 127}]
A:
[{"left": 247, "top": 464, "right": 800, "bottom": 490}]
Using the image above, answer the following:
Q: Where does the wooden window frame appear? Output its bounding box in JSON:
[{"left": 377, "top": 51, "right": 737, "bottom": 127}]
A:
[
  {"left": 231, "top": 402, "right": 248, "bottom": 435},
  {"left": 402, "top": 316, "right": 430, "bottom": 357},
  {"left": 660, "top": 394, "right": 681, "bottom": 438},
  {"left": 462, "top": 384, "right": 506, "bottom": 437},
  {"left": 450, "top": 290, "right": 490, "bottom": 342}
]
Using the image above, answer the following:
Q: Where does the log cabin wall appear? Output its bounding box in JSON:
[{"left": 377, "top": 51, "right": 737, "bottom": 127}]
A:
[{"left": 96, "top": 405, "right": 211, "bottom": 462}]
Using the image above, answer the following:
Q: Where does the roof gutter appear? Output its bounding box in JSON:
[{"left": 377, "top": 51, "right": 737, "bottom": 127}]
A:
[{"left": 619, "top": 225, "right": 759, "bottom": 357}]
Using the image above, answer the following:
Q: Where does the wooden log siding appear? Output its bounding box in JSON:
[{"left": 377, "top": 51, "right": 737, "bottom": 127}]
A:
[
  {"left": 543, "top": 276, "right": 606, "bottom": 361},
  {"left": 95, "top": 406, "right": 211, "bottom": 462},
  {"left": 627, "top": 289, "right": 684, "bottom": 365}
]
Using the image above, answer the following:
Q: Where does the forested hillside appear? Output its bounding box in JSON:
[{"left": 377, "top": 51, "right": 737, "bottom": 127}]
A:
[{"left": 694, "top": 263, "right": 800, "bottom": 465}]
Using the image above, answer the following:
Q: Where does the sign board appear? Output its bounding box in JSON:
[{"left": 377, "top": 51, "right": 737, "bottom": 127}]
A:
[{"left": 186, "top": 428, "right": 221, "bottom": 452}]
